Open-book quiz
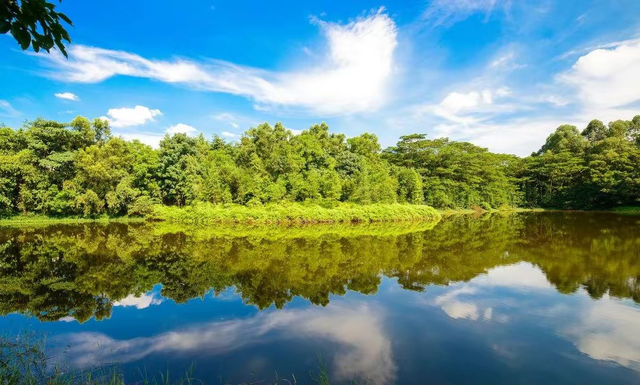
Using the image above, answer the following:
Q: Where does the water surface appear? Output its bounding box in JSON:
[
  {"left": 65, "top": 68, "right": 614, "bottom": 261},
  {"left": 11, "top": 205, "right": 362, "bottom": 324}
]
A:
[{"left": 1, "top": 212, "right": 639, "bottom": 384}]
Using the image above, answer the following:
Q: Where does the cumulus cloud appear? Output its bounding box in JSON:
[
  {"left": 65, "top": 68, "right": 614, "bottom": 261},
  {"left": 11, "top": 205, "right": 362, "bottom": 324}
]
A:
[
  {"left": 101, "top": 105, "right": 162, "bottom": 127},
  {"left": 429, "top": 117, "right": 565, "bottom": 156},
  {"left": 561, "top": 38, "right": 640, "bottom": 110},
  {"left": 166, "top": 123, "right": 197, "bottom": 136},
  {"left": 427, "top": 87, "right": 513, "bottom": 124},
  {"left": 54, "top": 92, "right": 80, "bottom": 101},
  {"left": 36, "top": 10, "right": 397, "bottom": 115}
]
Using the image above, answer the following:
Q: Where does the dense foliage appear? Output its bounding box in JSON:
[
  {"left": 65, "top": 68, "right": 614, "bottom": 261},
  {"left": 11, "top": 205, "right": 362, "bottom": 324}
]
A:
[
  {"left": 0, "top": 115, "right": 638, "bottom": 215},
  {"left": 520, "top": 117, "right": 640, "bottom": 208},
  {"left": 1, "top": 0, "right": 72, "bottom": 56}
]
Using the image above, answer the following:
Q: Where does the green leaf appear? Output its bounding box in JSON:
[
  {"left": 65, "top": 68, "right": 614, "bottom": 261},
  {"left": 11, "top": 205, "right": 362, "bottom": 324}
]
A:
[
  {"left": 11, "top": 24, "right": 31, "bottom": 50},
  {"left": 57, "top": 12, "right": 73, "bottom": 26},
  {"left": 0, "top": 21, "right": 10, "bottom": 34}
]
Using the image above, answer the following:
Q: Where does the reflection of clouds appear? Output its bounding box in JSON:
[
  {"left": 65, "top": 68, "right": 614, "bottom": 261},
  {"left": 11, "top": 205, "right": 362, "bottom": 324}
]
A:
[
  {"left": 433, "top": 263, "right": 553, "bottom": 322},
  {"left": 432, "top": 262, "right": 640, "bottom": 370},
  {"left": 562, "top": 298, "right": 640, "bottom": 370},
  {"left": 474, "top": 262, "right": 553, "bottom": 290},
  {"left": 53, "top": 304, "right": 395, "bottom": 384},
  {"left": 435, "top": 287, "right": 482, "bottom": 321},
  {"left": 114, "top": 292, "right": 163, "bottom": 309}
]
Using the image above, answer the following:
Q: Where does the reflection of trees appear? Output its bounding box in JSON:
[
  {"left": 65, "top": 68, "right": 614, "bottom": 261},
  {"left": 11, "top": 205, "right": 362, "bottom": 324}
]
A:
[
  {"left": 0, "top": 213, "right": 638, "bottom": 322},
  {"left": 517, "top": 213, "right": 640, "bottom": 302}
]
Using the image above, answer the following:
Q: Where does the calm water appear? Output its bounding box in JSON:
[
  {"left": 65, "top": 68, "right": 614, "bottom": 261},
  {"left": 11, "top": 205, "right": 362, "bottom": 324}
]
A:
[{"left": 1, "top": 213, "right": 640, "bottom": 384}]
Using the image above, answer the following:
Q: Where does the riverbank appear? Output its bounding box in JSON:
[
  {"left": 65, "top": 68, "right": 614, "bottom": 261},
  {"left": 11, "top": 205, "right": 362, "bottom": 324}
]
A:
[
  {"left": 438, "top": 207, "right": 547, "bottom": 215},
  {"left": 1, "top": 205, "right": 635, "bottom": 226},
  {"left": 0, "top": 214, "right": 146, "bottom": 226},
  {"left": 151, "top": 202, "right": 441, "bottom": 224}
]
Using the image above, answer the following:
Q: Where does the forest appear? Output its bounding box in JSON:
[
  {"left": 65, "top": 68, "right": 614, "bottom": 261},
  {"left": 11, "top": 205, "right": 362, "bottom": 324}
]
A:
[{"left": 0, "top": 114, "right": 638, "bottom": 217}]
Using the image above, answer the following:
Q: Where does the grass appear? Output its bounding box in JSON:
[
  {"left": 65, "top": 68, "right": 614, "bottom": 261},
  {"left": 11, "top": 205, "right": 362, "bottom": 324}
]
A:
[
  {"left": 611, "top": 206, "right": 640, "bottom": 214},
  {"left": 150, "top": 202, "right": 441, "bottom": 225},
  {"left": 438, "top": 207, "right": 546, "bottom": 216},
  {"left": 152, "top": 220, "right": 440, "bottom": 240},
  {"left": 0, "top": 334, "right": 348, "bottom": 385},
  {"left": 0, "top": 214, "right": 146, "bottom": 227}
]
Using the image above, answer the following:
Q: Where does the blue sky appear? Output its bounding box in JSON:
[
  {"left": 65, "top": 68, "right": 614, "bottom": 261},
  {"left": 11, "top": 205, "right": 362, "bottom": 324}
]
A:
[{"left": 1, "top": 0, "right": 640, "bottom": 155}]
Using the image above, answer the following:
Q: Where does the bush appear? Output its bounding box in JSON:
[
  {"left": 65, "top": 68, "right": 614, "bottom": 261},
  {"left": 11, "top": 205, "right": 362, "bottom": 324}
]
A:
[
  {"left": 480, "top": 202, "right": 492, "bottom": 211},
  {"left": 127, "top": 195, "right": 156, "bottom": 217}
]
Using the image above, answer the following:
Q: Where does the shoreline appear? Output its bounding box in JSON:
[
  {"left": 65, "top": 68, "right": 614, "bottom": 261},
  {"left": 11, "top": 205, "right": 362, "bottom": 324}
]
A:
[{"left": 1, "top": 205, "right": 637, "bottom": 226}]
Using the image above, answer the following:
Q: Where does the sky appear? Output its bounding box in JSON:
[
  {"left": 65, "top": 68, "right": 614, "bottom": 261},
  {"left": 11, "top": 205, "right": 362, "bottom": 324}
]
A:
[{"left": 1, "top": 0, "right": 640, "bottom": 156}]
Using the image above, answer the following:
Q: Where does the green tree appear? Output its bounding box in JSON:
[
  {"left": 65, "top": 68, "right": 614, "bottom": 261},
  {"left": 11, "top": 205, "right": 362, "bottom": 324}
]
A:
[{"left": 1, "top": 0, "right": 73, "bottom": 56}]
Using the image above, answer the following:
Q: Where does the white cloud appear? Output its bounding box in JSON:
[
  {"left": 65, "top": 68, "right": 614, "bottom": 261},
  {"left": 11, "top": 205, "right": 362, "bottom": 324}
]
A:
[
  {"left": 101, "top": 105, "right": 162, "bottom": 128},
  {"left": 428, "top": 87, "right": 513, "bottom": 124},
  {"left": 0, "top": 100, "right": 20, "bottom": 118},
  {"left": 54, "top": 92, "right": 80, "bottom": 101},
  {"left": 561, "top": 39, "right": 640, "bottom": 110},
  {"left": 213, "top": 112, "right": 243, "bottom": 129},
  {"left": 114, "top": 292, "right": 163, "bottom": 309},
  {"left": 490, "top": 50, "right": 526, "bottom": 71},
  {"left": 220, "top": 131, "right": 238, "bottom": 138},
  {"left": 423, "top": 0, "right": 510, "bottom": 26},
  {"left": 166, "top": 123, "right": 197, "bottom": 136},
  {"left": 118, "top": 132, "right": 165, "bottom": 148},
  {"left": 37, "top": 10, "right": 397, "bottom": 115},
  {"left": 429, "top": 117, "right": 564, "bottom": 155}
]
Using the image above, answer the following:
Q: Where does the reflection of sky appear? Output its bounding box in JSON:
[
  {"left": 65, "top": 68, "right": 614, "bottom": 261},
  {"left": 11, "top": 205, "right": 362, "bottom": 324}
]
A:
[
  {"left": 425, "top": 262, "right": 640, "bottom": 374},
  {"left": 52, "top": 304, "right": 395, "bottom": 385},
  {"left": 2, "top": 263, "right": 640, "bottom": 384}
]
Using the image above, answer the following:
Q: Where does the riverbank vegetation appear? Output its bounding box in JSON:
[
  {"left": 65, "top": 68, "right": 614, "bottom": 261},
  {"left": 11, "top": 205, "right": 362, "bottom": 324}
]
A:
[
  {"left": 151, "top": 202, "right": 440, "bottom": 224},
  {"left": 0, "top": 114, "right": 638, "bottom": 221}
]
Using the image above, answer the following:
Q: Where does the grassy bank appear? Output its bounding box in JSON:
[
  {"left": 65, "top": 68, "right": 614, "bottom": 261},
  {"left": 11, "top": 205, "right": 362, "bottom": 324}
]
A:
[
  {"left": 151, "top": 202, "right": 441, "bottom": 224},
  {"left": 152, "top": 220, "right": 440, "bottom": 240},
  {"left": 438, "top": 207, "right": 546, "bottom": 216},
  {"left": 611, "top": 206, "right": 640, "bottom": 214},
  {"left": 0, "top": 214, "right": 146, "bottom": 227}
]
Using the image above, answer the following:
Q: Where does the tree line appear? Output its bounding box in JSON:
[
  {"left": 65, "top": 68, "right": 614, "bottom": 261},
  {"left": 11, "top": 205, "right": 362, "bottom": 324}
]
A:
[{"left": 0, "top": 114, "right": 638, "bottom": 216}]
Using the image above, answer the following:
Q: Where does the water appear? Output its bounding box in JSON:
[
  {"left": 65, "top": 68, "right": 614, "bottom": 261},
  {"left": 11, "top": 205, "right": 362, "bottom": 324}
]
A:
[{"left": 1, "top": 212, "right": 639, "bottom": 384}]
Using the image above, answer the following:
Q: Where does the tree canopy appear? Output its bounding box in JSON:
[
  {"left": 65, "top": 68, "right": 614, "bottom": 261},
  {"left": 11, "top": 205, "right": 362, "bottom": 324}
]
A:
[{"left": 0, "top": 114, "right": 638, "bottom": 217}]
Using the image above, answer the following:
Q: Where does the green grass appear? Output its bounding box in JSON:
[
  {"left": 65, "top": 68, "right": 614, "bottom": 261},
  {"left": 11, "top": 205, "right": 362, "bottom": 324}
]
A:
[
  {"left": 150, "top": 202, "right": 441, "bottom": 225},
  {"left": 438, "top": 207, "right": 545, "bottom": 216},
  {"left": 611, "top": 206, "right": 640, "bottom": 214},
  {"left": 0, "top": 214, "right": 146, "bottom": 227},
  {"left": 152, "top": 220, "right": 440, "bottom": 240}
]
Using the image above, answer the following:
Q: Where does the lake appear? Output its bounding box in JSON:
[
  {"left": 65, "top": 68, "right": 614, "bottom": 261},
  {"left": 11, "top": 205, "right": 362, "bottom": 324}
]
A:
[{"left": 1, "top": 212, "right": 639, "bottom": 384}]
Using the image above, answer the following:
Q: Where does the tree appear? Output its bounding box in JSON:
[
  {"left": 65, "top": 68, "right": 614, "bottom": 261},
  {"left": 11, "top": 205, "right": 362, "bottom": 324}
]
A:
[
  {"left": 1, "top": 0, "right": 73, "bottom": 56},
  {"left": 582, "top": 120, "right": 607, "bottom": 143}
]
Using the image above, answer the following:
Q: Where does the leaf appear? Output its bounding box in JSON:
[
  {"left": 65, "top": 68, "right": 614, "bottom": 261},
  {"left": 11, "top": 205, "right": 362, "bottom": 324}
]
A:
[
  {"left": 0, "top": 21, "right": 10, "bottom": 34},
  {"left": 11, "top": 24, "right": 31, "bottom": 50},
  {"left": 57, "top": 12, "right": 73, "bottom": 26}
]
